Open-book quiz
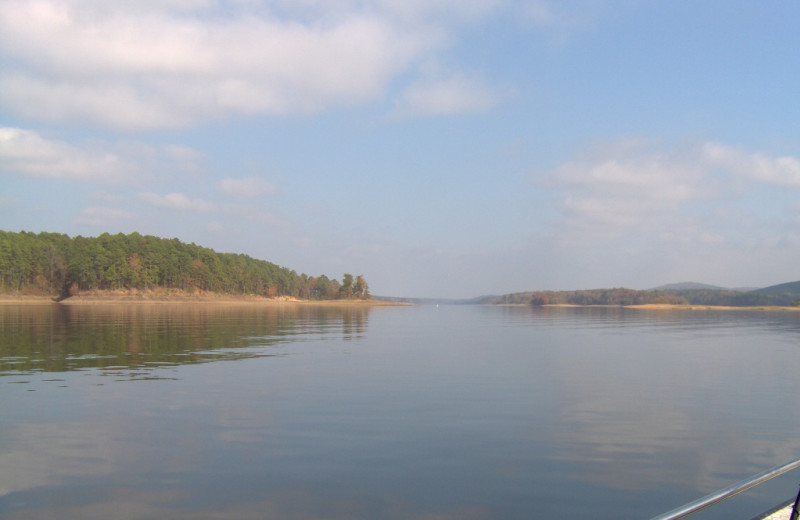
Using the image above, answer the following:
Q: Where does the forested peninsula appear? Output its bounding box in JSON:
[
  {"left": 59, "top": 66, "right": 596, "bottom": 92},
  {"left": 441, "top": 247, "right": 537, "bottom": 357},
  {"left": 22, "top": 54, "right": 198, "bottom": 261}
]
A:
[
  {"left": 0, "top": 230, "right": 370, "bottom": 301},
  {"left": 479, "top": 285, "right": 800, "bottom": 308}
]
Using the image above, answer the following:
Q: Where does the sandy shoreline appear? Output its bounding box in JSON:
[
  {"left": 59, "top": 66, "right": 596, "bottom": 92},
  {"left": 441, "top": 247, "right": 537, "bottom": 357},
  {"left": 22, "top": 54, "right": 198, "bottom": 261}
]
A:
[
  {"left": 499, "top": 303, "right": 800, "bottom": 312},
  {"left": 0, "top": 293, "right": 403, "bottom": 306},
  {"left": 0, "top": 294, "right": 795, "bottom": 310},
  {"left": 0, "top": 295, "right": 58, "bottom": 305},
  {"left": 625, "top": 303, "right": 800, "bottom": 311}
]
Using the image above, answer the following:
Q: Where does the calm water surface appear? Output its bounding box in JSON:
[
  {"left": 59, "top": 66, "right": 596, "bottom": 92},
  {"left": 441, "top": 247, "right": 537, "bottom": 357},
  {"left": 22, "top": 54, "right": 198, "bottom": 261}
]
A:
[{"left": 2, "top": 303, "right": 800, "bottom": 520}]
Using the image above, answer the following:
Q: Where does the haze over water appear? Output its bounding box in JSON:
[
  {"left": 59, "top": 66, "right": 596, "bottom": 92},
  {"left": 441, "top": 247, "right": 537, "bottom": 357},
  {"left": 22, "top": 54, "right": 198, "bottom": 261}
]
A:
[{"left": 2, "top": 303, "right": 800, "bottom": 520}]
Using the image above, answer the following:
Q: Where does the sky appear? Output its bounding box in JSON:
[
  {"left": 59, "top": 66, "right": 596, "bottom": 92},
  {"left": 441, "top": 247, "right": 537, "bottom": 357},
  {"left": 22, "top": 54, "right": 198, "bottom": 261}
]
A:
[{"left": 1, "top": 0, "right": 799, "bottom": 299}]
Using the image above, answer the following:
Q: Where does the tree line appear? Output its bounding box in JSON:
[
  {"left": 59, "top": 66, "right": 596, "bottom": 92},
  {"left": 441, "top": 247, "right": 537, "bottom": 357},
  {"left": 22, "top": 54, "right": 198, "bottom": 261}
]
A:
[
  {"left": 489, "top": 288, "right": 687, "bottom": 306},
  {"left": 484, "top": 287, "right": 797, "bottom": 307},
  {"left": 0, "top": 230, "right": 369, "bottom": 300}
]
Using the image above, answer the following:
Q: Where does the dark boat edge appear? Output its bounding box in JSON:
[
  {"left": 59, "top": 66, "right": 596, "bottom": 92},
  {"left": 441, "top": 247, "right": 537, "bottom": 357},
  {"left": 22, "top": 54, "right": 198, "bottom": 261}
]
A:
[{"left": 750, "top": 500, "right": 794, "bottom": 520}]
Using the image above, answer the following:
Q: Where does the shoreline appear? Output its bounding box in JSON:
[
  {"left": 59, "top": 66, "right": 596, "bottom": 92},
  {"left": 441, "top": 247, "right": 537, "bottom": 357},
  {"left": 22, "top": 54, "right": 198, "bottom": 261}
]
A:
[
  {"left": 0, "top": 291, "right": 404, "bottom": 306},
  {"left": 627, "top": 303, "right": 800, "bottom": 312},
  {"left": 493, "top": 302, "right": 800, "bottom": 312},
  {"left": 0, "top": 294, "right": 796, "bottom": 311}
]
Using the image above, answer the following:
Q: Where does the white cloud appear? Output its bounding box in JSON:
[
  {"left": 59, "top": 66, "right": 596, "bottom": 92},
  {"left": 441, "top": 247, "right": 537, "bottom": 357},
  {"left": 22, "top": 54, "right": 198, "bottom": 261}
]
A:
[
  {"left": 137, "top": 190, "right": 289, "bottom": 232},
  {"left": 561, "top": 195, "right": 655, "bottom": 228},
  {"left": 542, "top": 139, "right": 800, "bottom": 249},
  {"left": 701, "top": 142, "right": 800, "bottom": 186},
  {"left": 217, "top": 177, "right": 278, "bottom": 199},
  {"left": 393, "top": 74, "right": 498, "bottom": 117},
  {"left": 0, "top": 0, "right": 503, "bottom": 129},
  {"left": 517, "top": 0, "right": 606, "bottom": 33},
  {"left": 555, "top": 155, "right": 703, "bottom": 201},
  {"left": 75, "top": 206, "right": 134, "bottom": 226},
  {"left": 225, "top": 205, "right": 292, "bottom": 232},
  {"left": 206, "top": 221, "right": 224, "bottom": 232},
  {"left": 547, "top": 139, "right": 709, "bottom": 237},
  {"left": 163, "top": 145, "right": 206, "bottom": 174},
  {"left": 0, "top": 75, "right": 190, "bottom": 130},
  {"left": 264, "top": 0, "right": 501, "bottom": 26},
  {"left": 0, "top": 127, "right": 208, "bottom": 185},
  {"left": 376, "top": 0, "right": 503, "bottom": 24},
  {"left": 139, "top": 192, "right": 216, "bottom": 211},
  {"left": 0, "top": 127, "right": 130, "bottom": 181}
]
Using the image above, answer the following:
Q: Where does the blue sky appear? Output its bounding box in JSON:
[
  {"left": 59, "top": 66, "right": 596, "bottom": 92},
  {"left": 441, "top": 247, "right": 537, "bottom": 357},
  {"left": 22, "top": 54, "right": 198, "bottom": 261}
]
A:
[{"left": 1, "top": 0, "right": 799, "bottom": 298}]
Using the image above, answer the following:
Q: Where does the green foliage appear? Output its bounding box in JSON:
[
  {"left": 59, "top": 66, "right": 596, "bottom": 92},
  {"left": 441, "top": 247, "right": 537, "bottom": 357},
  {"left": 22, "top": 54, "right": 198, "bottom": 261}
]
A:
[
  {"left": 335, "top": 273, "right": 370, "bottom": 300},
  {"left": 484, "top": 286, "right": 798, "bottom": 307},
  {"left": 751, "top": 280, "right": 800, "bottom": 297},
  {"left": 353, "top": 275, "right": 370, "bottom": 300},
  {"left": 339, "top": 273, "right": 354, "bottom": 299},
  {"left": 497, "top": 288, "right": 688, "bottom": 306},
  {"left": 662, "top": 289, "right": 786, "bottom": 306},
  {"left": 553, "top": 288, "right": 688, "bottom": 306},
  {"left": 0, "top": 230, "right": 368, "bottom": 300}
]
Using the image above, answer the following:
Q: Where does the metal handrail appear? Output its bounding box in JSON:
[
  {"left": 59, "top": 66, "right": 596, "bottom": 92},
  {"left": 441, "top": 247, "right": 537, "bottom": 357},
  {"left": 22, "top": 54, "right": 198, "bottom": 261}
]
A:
[{"left": 648, "top": 457, "right": 800, "bottom": 520}]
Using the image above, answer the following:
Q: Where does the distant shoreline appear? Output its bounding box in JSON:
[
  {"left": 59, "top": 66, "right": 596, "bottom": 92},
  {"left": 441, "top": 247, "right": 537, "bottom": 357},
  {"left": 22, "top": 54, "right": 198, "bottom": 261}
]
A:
[
  {"left": 1, "top": 294, "right": 797, "bottom": 311},
  {"left": 0, "top": 291, "right": 404, "bottom": 306},
  {"left": 624, "top": 303, "right": 800, "bottom": 311},
  {"left": 512, "top": 303, "right": 800, "bottom": 312}
]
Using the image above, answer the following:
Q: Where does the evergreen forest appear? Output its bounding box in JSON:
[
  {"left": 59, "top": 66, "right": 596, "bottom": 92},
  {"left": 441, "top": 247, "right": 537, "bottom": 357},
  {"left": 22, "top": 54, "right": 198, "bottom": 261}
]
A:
[{"left": 0, "top": 230, "right": 369, "bottom": 300}]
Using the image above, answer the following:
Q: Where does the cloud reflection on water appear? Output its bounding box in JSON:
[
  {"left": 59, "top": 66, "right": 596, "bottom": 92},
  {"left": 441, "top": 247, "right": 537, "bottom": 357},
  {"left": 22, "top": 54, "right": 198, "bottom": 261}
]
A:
[
  {"left": 522, "top": 306, "right": 800, "bottom": 495},
  {"left": 3, "top": 305, "right": 800, "bottom": 519}
]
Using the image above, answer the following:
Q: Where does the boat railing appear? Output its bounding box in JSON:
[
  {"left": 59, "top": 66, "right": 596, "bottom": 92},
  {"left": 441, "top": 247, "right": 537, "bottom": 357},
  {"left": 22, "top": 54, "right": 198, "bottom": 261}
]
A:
[{"left": 648, "top": 457, "right": 800, "bottom": 520}]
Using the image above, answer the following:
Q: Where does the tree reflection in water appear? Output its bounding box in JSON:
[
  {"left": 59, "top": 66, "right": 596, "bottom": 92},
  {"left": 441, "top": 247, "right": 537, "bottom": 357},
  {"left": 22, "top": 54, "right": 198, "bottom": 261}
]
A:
[{"left": 0, "top": 303, "right": 372, "bottom": 379}]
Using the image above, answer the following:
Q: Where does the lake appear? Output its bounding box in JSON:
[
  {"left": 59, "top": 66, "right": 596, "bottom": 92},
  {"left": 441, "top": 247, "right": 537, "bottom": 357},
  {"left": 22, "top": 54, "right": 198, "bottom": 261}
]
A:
[{"left": 2, "top": 303, "right": 800, "bottom": 520}]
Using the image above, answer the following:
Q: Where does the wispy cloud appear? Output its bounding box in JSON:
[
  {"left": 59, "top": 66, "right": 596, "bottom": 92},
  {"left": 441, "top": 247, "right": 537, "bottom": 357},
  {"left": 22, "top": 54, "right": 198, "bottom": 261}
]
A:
[
  {"left": 206, "top": 221, "right": 224, "bottom": 233},
  {"left": 0, "top": 0, "right": 505, "bottom": 130},
  {"left": 542, "top": 139, "right": 800, "bottom": 247},
  {"left": 137, "top": 190, "right": 290, "bottom": 232},
  {"left": 517, "top": 0, "right": 611, "bottom": 35},
  {"left": 701, "top": 142, "right": 800, "bottom": 187},
  {"left": 547, "top": 139, "right": 708, "bottom": 239},
  {"left": 139, "top": 192, "right": 216, "bottom": 212},
  {"left": 0, "top": 127, "right": 130, "bottom": 181},
  {"left": 392, "top": 74, "right": 499, "bottom": 117},
  {"left": 217, "top": 177, "right": 278, "bottom": 199},
  {"left": 162, "top": 145, "right": 206, "bottom": 174},
  {"left": 75, "top": 206, "right": 134, "bottom": 227},
  {"left": 0, "top": 126, "right": 209, "bottom": 186}
]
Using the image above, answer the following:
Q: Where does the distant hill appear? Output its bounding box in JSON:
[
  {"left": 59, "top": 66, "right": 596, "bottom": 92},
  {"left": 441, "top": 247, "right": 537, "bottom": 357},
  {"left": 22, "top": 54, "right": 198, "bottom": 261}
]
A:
[
  {"left": 481, "top": 280, "right": 800, "bottom": 307},
  {"left": 649, "top": 282, "right": 731, "bottom": 291},
  {"left": 750, "top": 281, "right": 800, "bottom": 299},
  {"left": 660, "top": 280, "right": 800, "bottom": 306},
  {"left": 476, "top": 288, "right": 688, "bottom": 306}
]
